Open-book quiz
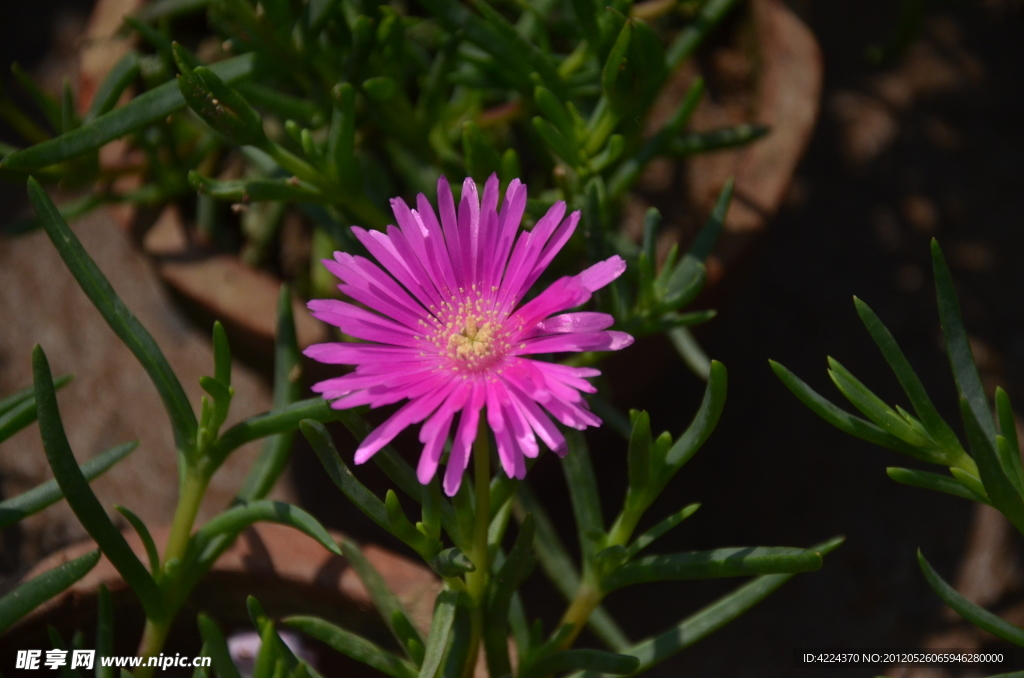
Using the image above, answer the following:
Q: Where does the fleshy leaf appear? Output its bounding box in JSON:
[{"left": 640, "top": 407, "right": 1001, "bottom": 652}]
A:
[
  {"left": 0, "top": 549, "right": 100, "bottom": 633},
  {"left": 341, "top": 538, "right": 425, "bottom": 658},
  {"left": 932, "top": 240, "right": 996, "bottom": 440},
  {"left": 886, "top": 467, "right": 989, "bottom": 504},
  {"left": 197, "top": 614, "right": 243, "bottom": 678},
  {"left": 418, "top": 590, "right": 459, "bottom": 678},
  {"left": 287, "top": 616, "right": 418, "bottom": 678},
  {"left": 33, "top": 346, "right": 161, "bottom": 617},
  {"left": 2, "top": 54, "right": 255, "bottom": 170},
  {"left": 572, "top": 536, "right": 844, "bottom": 677},
  {"left": 28, "top": 179, "right": 197, "bottom": 454},
  {"left": 601, "top": 546, "right": 823, "bottom": 591},
  {"left": 918, "top": 550, "right": 1024, "bottom": 647},
  {"left": 0, "top": 440, "right": 136, "bottom": 529}
]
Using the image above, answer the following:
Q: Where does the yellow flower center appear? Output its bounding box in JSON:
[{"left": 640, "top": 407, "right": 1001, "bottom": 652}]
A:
[
  {"left": 422, "top": 290, "right": 514, "bottom": 373},
  {"left": 448, "top": 317, "right": 496, "bottom": 360}
]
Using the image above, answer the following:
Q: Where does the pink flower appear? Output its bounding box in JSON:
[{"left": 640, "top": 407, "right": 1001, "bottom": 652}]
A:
[{"left": 305, "top": 175, "right": 633, "bottom": 495}]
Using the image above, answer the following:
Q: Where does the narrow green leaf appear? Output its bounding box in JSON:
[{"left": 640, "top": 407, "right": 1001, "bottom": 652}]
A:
[
  {"left": 211, "top": 397, "right": 335, "bottom": 469},
  {"left": 575, "top": 536, "right": 844, "bottom": 677},
  {"left": 665, "top": 0, "right": 740, "bottom": 68},
  {"left": 33, "top": 346, "right": 161, "bottom": 617},
  {"left": 564, "top": 432, "right": 605, "bottom": 565},
  {"left": 770, "top": 360, "right": 929, "bottom": 458},
  {"left": 471, "top": 0, "right": 562, "bottom": 92},
  {"left": 661, "top": 361, "right": 727, "bottom": 471},
  {"left": 826, "top": 358, "right": 937, "bottom": 454},
  {"left": 960, "top": 398, "right": 1024, "bottom": 534},
  {"left": 625, "top": 504, "right": 700, "bottom": 559},
  {"left": 86, "top": 52, "right": 141, "bottom": 123},
  {"left": 462, "top": 121, "right": 501, "bottom": 183},
  {"left": 0, "top": 549, "right": 99, "bottom": 633},
  {"left": 526, "top": 650, "right": 639, "bottom": 678},
  {"left": 3, "top": 54, "right": 255, "bottom": 170},
  {"left": 534, "top": 87, "right": 578, "bottom": 151},
  {"left": 236, "top": 82, "right": 325, "bottom": 128},
  {"left": 286, "top": 616, "right": 419, "bottom": 678},
  {"left": 96, "top": 584, "right": 114, "bottom": 678},
  {"left": 484, "top": 515, "right": 536, "bottom": 678},
  {"left": 668, "top": 327, "right": 711, "bottom": 381},
  {"left": 626, "top": 411, "right": 652, "bottom": 500},
  {"left": 247, "top": 596, "right": 300, "bottom": 674},
  {"left": 133, "top": 0, "right": 210, "bottom": 21},
  {"left": 177, "top": 57, "right": 267, "bottom": 147},
  {"left": 689, "top": 178, "right": 732, "bottom": 262},
  {"left": 341, "top": 538, "right": 425, "bottom": 656},
  {"left": 0, "top": 375, "right": 71, "bottom": 417},
  {"left": 300, "top": 420, "right": 390, "bottom": 531},
  {"left": 886, "top": 467, "right": 988, "bottom": 504},
  {"left": 192, "top": 500, "right": 341, "bottom": 564},
  {"left": 418, "top": 590, "right": 459, "bottom": 678},
  {"left": 48, "top": 625, "right": 80, "bottom": 678},
  {"left": 854, "top": 297, "right": 964, "bottom": 458},
  {"left": 211, "top": 321, "right": 231, "bottom": 388},
  {"left": 415, "top": 0, "right": 534, "bottom": 90},
  {"left": 918, "top": 550, "right": 1024, "bottom": 647},
  {"left": 601, "top": 21, "right": 632, "bottom": 108},
  {"left": 329, "top": 83, "right": 357, "bottom": 185},
  {"left": 28, "top": 179, "right": 197, "bottom": 453},
  {"left": 10, "top": 63, "right": 61, "bottom": 130},
  {"left": 333, "top": 409, "right": 461, "bottom": 543},
  {"left": 386, "top": 490, "right": 432, "bottom": 553},
  {"left": 439, "top": 607, "right": 473, "bottom": 678},
  {"left": 608, "top": 80, "right": 704, "bottom": 200},
  {"left": 197, "top": 614, "right": 243, "bottom": 678},
  {"left": 602, "top": 546, "right": 823, "bottom": 591},
  {"left": 0, "top": 440, "right": 134, "bottom": 529},
  {"left": 933, "top": 240, "right": 996, "bottom": 440},
  {"left": 190, "top": 171, "right": 327, "bottom": 203},
  {"left": 997, "top": 436, "right": 1024, "bottom": 499},
  {"left": 532, "top": 117, "right": 578, "bottom": 166},
  {"left": 114, "top": 505, "right": 160, "bottom": 574},
  {"left": 997, "top": 388, "right": 1020, "bottom": 454},
  {"left": 668, "top": 123, "right": 769, "bottom": 155}
]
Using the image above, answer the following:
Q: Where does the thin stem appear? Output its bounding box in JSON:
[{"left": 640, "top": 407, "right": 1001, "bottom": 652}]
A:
[
  {"left": 554, "top": 579, "right": 602, "bottom": 651},
  {"left": 553, "top": 505, "right": 642, "bottom": 652},
  {"left": 462, "top": 424, "right": 492, "bottom": 678},
  {"left": 134, "top": 468, "right": 211, "bottom": 674},
  {"left": 135, "top": 620, "right": 171, "bottom": 678}
]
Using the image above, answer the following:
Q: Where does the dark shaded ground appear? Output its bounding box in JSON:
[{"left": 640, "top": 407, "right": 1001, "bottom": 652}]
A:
[{"left": 4, "top": 0, "right": 1024, "bottom": 676}]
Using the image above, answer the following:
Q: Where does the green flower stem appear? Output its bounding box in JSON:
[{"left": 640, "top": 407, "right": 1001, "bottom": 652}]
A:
[
  {"left": 555, "top": 504, "right": 645, "bottom": 651},
  {"left": 462, "top": 424, "right": 492, "bottom": 678},
  {"left": 555, "top": 579, "right": 603, "bottom": 650},
  {"left": 135, "top": 468, "right": 211, "bottom": 677}
]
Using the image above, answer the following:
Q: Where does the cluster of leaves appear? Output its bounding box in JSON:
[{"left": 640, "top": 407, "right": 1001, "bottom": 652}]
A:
[
  {"left": 0, "top": 0, "right": 761, "bottom": 357},
  {"left": 290, "top": 358, "right": 839, "bottom": 678},
  {"left": 772, "top": 240, "right": 1024, "bottom": 654}
]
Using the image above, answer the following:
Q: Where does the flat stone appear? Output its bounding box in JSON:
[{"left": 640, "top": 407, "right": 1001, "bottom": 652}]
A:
[{"left": 0, "top": 204, "right": 290, "bottom": 567}]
